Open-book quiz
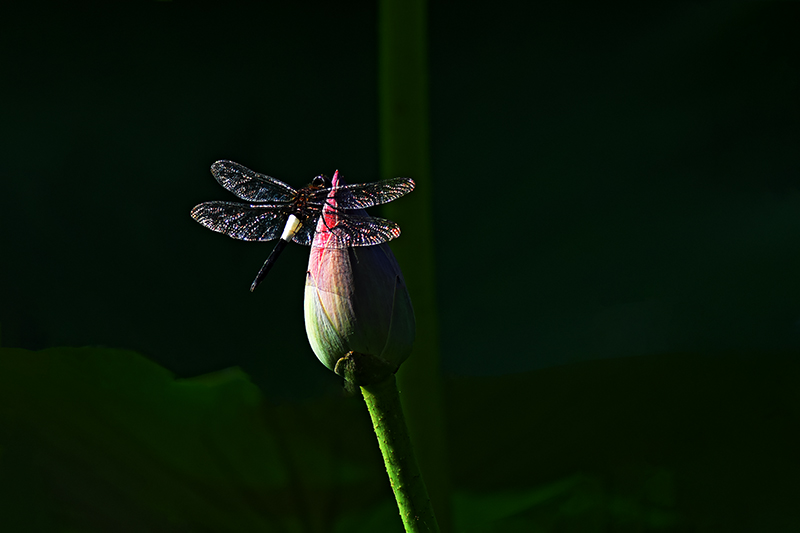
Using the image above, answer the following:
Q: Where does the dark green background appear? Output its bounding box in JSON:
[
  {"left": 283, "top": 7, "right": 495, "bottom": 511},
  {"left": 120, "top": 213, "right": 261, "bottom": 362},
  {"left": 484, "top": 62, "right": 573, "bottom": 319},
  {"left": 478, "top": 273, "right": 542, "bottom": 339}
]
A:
[
  {"left": 2, "top": 2, "right": 799, "bottom": 388},
  {"left": 1, "top": 3, "right": 800, "bottom": 531}
]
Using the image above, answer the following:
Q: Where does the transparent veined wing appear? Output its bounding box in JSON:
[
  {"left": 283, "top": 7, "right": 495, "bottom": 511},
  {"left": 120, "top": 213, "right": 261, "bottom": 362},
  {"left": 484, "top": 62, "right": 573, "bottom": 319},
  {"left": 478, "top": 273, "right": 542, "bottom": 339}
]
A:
[
  {"left": 305, "top": 213, "right": 402, "bottom": 248},
  {"left": 211, "top": 160, "right": 297, "bottom": 203},
  {"left": 190, "top": 201, "right": 289, "bottom": 242},
  {"left": 291, "top": 217, "right": 323, "bottom": 247},
  {"left": 313, "top": 177, "right": 415, "bottom": 210}
]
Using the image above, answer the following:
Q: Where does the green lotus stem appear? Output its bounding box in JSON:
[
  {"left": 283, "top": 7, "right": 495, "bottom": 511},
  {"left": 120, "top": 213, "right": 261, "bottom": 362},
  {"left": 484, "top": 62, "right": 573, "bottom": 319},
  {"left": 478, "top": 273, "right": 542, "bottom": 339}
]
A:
[{"left": 361, "top": 375, "right": 440, "bottom": 533}]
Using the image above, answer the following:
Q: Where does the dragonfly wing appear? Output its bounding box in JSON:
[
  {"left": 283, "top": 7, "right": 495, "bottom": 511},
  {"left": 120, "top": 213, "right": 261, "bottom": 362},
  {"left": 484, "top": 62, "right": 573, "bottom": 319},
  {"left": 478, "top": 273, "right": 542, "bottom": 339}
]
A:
[
  {"left": 312, "top": 177, "right": 415, "bottom": 209},
  {"left": 190, "top": 201, "right": 287, "bottom": 242},
  {"left": 311, "top": 214, "right": 401, "bottom": 248},
  {"left": 211, "top": 160, "right": 297, "bottom": 203},
  {"left": 290, "top": 216, "right": 322, "bottom": 246}
]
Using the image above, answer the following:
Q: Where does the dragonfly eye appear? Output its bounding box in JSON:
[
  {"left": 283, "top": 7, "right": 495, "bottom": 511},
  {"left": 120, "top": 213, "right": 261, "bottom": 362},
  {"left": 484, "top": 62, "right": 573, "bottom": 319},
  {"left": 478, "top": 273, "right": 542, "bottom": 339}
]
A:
[{"left": 312, "top": 175, "right": 327, "bottom": 188}]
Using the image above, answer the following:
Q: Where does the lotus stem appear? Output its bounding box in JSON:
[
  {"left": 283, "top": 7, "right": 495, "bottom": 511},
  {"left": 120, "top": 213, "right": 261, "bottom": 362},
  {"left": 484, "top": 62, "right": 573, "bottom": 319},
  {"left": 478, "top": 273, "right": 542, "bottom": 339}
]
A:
[{"left": 361, "top": 375, "right": 440, "bottom": 533}]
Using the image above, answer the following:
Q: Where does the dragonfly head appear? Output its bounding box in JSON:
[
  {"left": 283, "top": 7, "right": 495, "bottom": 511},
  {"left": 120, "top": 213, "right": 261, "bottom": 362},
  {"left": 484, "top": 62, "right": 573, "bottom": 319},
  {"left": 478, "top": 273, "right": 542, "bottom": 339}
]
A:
[{"left": 311, "top": 175, "right": 328, "bottom": 189}]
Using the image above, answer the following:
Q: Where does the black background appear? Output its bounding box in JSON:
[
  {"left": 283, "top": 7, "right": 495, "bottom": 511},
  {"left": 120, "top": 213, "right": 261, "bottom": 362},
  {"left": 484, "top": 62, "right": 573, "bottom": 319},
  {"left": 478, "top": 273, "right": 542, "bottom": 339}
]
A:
[
  {"left": 2, "top": 2, "right": 800, "bottom": 531},
  {"left": 2, "top": 2, "right": 799, "bottom": 395}
]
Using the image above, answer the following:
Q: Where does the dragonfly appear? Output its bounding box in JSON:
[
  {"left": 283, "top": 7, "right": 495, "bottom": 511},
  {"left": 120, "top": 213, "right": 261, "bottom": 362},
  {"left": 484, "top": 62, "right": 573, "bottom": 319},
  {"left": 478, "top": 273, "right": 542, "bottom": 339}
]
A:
[{"left": 190, "top": 160, "right": 415, "bottom": 292}]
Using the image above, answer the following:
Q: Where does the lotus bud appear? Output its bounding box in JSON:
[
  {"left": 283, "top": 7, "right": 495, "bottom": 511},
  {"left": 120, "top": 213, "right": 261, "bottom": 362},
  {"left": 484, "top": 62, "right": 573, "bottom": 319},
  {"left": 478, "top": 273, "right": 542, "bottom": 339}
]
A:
[{"left": 304, "top": 171, "right": 415, "bottom": 384}]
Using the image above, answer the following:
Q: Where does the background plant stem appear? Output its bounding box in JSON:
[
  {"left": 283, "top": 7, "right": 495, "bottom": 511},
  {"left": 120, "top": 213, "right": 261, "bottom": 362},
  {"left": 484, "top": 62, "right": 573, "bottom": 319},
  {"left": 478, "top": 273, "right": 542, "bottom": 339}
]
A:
[
  {"left": 378, "top": 0, "right": 452, "bottom": 530},
  {"left": 361, "top": 376, "right": 440, "bottom": 533}
]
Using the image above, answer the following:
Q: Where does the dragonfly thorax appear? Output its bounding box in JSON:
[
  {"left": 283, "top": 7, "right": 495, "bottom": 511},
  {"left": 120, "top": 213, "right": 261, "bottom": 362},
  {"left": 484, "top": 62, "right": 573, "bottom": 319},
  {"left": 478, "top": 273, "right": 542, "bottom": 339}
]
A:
[{"left": 288, "top": 175, "right": 327, "bottom": 215}]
